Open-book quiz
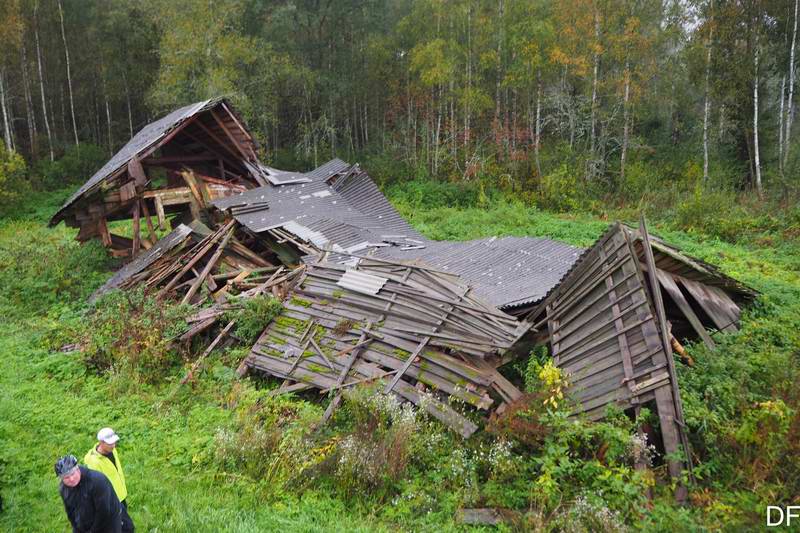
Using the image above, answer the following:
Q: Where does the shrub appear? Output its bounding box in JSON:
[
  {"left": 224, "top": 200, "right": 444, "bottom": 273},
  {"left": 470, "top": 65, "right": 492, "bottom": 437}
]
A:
[
  {"left": 0, "top": 146, "right": 28, "bottom": 211},
  {"left": 321, "top": 386, "right": 422, "bottom": 500},
  {"left": 539, "top": 163, "right": 586, "bottom": 212},
  {"left": 213, "top": 385, "right": 319, "bottom": 496},
  {"left": 76, "top": 288, "right": 190, "bottom": 381},
  {"left": 224, "top": 294, "right": 284, "bottom": 344},
  {"left": 33, "top": 143, "right": 107, "bottom": 188}
]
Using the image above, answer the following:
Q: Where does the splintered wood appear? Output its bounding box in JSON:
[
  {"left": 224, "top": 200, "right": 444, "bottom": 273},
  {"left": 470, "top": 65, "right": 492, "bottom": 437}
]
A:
[{"left": 243, "top": 258, "right": 526, "bottom": 438}]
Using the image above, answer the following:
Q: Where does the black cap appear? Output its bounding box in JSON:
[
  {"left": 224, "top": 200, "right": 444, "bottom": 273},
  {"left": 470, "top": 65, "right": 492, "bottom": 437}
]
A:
[{"left": 54, "top": 455, "right": 78, "bottom": 478}]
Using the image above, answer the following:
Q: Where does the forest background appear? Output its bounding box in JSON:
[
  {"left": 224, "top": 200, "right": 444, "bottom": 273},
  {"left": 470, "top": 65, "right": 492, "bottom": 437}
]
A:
[{"left": 2, "top": 0, "right": 800, "bottom": 531}]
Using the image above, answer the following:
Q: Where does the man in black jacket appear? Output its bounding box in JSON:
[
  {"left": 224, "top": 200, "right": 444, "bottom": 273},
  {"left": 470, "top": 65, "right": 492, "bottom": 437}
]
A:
[{"left": 55, "top": 455, "right": 122, "bottom": 533}]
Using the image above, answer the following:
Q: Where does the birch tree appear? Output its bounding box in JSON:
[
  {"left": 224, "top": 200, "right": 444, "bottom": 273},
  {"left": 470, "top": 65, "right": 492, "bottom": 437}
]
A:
[
  {"left": 784, "top": 0, "right": 798, "bottom": 169},
  {"left": 33, "top": 0, "right": 54, "bottom": 161},
  {"left": 702, "top": 0, "right": 714, "bottom": 181},
  {"left": 57, "top": 0, "right": 78, "bottom": 146}
]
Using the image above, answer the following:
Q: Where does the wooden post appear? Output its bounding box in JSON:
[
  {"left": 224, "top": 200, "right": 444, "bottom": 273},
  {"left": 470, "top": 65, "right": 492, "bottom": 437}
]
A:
[
  {"left": 154, "top": 196, "right": 166, "bottom": 230},
  {"left": 131, "top": 201, "right": 141, "bottom": 258},
  {"left": 98, "top": 217, "right": 112, "bottom": 247},
  {"left": 639, "top": 215, "right": 691, "bottom": 502},
  {"left": 140, "top": 199, "right": 159, "bottom": 244},
  {"left": 181, "top": 226, "right": 235, "bottom": 305}
]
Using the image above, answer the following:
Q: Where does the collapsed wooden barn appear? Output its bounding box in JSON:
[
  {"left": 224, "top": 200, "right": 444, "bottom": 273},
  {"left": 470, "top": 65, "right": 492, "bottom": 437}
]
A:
[{"left": 50, "top": 100, "right": 756, "bottom": 494}]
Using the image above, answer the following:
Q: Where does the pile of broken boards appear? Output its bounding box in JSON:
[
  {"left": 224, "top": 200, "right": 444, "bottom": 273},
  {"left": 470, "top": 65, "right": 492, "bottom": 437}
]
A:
[
  {"left": 90, "top": 219, "right": 528, "bottom": 437},
  {"left": 250, "top": 258, "right": 529, "bottom": 438}
]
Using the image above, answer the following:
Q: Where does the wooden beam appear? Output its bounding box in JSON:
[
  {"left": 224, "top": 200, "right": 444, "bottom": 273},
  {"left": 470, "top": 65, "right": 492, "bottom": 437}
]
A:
[
  {"left": 154, "top": 196, "right": 166, "bottom": 230},
  {"left": 192, "top": 119, "right": 245, "bottom": 163},
  {"left": 127, "top": 156, "right": 148, "bottom": 188},
  {"left": 143, "top": 154, "right": 218, "bottom": 165},
  {"left": 639, "top": 216, "right": 690, "bottom": 501},
  {"left": 222, "top": 101, "right": 255, "bottom": 143},
  {"left": 160, "top": 220, "right": 235, "bottom": 297},
  {"left": 181, "top": 226, "right": 235, "bottom": 305},
  {"left": 180, "top": 128, "right": 243, "bottom": 171},
  {"left": 140, "top": 199, "right": 159, "bottom": 244},
  {"left": 180, "top": 319, "right": 236, "bottom": 385},
  {"left": 180, "top": 170, "right": 208, "bottom": 207},
  {"left": 131, "top": 201, "right": 141, "bottom": 258},
  {"left": 210, "top": 108, "right": 253, "bottom": 161},
  {"left": 656, "top": 269, "right": 716, "bottom": 349}
]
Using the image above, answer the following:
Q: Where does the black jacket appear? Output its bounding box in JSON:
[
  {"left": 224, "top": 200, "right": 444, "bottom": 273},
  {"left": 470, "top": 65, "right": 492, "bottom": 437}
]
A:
[{"left": 59, "top": 466, "right": 121, "bottom": 533}]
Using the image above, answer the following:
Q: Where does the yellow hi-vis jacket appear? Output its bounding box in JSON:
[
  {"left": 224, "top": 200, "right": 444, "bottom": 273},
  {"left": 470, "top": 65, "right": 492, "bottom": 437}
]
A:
[{"left": 84, "top": 446, "right": 127, "bottom": 502}]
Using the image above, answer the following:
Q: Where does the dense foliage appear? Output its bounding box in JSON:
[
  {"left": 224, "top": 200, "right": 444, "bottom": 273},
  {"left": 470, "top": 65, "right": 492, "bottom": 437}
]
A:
[{"left": 2, "top": 0, "right": 800, "bottom": 205}]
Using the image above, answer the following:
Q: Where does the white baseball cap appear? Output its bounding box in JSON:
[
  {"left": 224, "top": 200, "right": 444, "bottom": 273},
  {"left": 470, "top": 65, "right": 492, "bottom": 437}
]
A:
[{"left": 97, "top": 427, "right": 120, "bottom": 444}]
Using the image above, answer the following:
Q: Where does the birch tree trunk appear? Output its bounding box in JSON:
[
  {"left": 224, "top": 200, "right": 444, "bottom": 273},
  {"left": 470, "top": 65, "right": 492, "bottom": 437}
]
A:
[
  {"left": 57, "top": 0, "right": 79, "bottom": 145},
  {"left": 123, "top": 70, "right": 133, "bottom": 137},
  {"left": 0, "top": 70, "right": 13, "bottom": 151},
  {"left": 588, "top": 8, "right": 600, "bottom": 179},
  {"left": 780, "top": 75, "right": 786, "bottom": 170},
  {"left": 753, "top": 44, "right": 763, "bottom": 196},
  {"left": 535, "top": 74, "right": 542, "bottom": 178},
  {"left": 621, "top": 59, "right": 631, "bottom": 184},
  {"left": 104, "top": 78, "right": 113, "bottom": 154},
  {"left": 702, "top": 0, "right": 714, "bottom": 181},
  {"left": 21, "top": 44, "right": 37, "bottom": 149},
  {"left": 784, "top": 0, "right": 799, "bottom": 169},
  {"left": 34, "top": 0, "right": 54, "bottom": 161}
]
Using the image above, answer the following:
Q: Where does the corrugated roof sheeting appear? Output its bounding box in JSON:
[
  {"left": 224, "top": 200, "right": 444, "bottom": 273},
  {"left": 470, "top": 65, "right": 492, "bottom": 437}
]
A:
[
  {"left": 337, "top": 269, "right": 388, "bottom": 295},
  {"left": 213, "top": 158, "right": 585, "bottom": 310}
]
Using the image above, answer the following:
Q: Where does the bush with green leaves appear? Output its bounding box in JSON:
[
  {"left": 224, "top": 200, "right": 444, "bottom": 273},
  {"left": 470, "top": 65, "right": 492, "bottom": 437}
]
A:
[
  {"left": 74, "top": 288, "right": 190, "bottom": 382},
  {"left": 0, "top": 146, "right": 28, "bottom": 211},
  {"left": 224, "top": 294, "right": 284, "bottom": 344},
  {"left": 33, "top": 143, "right": 107, "bottom": 188},
  {"left": 213, "top": 384, "right": 320, "bottom": 497}
]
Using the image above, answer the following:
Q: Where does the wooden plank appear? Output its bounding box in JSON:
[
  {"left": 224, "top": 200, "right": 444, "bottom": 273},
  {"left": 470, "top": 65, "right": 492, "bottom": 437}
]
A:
[
  {"left": 654, "top": 385, "right": 688, "bottom": 503},
  {"left": 131, "top": 200, "right": 141, "bottom": 258},
  {"left": 210, "top": 108, "right": 252, "bottom": 160},
  {"left": 181, "top": 226, "right": 235, "bottom": 305},
  {"left": 127, "top": 156, "right": 148, "bottom": 187},
  {"left": 180, "top": 319, "right": 235, "bottom": 384},
  {"left": 383, "top": 336, "right": 430, "bottom": 394},
  {"left": 321, "top": 322, "right": 373, "bottom": 424},
  {"left": 601, "top": 241, "right": 636, "bottom": 398},
  {"left": 657, "top": 270, "right": 716, "bottom": 349},
  {"left": 679, "top": 277, "right": 737, "bottom": 332},
  {"left": 639, "top": 217, "right": 692, "bottom": 491}
]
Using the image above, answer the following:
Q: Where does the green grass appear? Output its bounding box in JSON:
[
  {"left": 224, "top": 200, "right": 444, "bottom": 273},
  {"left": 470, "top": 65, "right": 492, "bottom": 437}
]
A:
[{"left": 1, "top": 185, "right": 799, "bottom": 531}]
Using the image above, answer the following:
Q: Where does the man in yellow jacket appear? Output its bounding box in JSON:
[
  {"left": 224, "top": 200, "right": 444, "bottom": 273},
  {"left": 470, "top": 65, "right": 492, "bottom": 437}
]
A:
[{"left": 85, "top": 427, "right": 134, "bottom": 532}]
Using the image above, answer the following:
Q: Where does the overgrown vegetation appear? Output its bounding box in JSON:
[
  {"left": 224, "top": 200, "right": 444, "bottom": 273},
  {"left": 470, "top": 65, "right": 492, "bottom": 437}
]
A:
[
  {"left": 224, "top": 294, "right": 285, "bottom": 345},
  {"left": 1, "top": 170, "right": 799, "bottom": 530}
]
